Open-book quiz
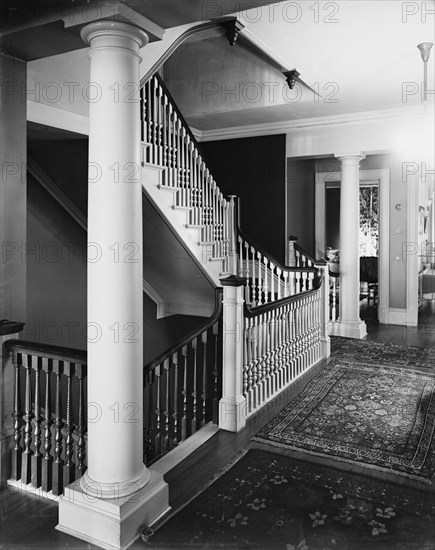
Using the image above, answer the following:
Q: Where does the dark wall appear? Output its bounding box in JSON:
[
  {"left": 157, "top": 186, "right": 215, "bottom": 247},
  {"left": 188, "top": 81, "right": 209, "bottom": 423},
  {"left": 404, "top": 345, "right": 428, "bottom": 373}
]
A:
[
  {"left": 201, "top": 135, "right": 286, "bottom": 264},
  {"left": 326, "top": 188, "right": 340, "bottom": 249},
  {"left": 287, "top": 159, "right": 315, "bottom": 256}
]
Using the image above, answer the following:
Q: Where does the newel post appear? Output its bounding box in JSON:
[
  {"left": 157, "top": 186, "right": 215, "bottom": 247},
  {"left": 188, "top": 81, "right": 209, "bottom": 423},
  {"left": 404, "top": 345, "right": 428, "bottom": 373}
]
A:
[
  {"left": 287, "top": 235, "right": 298, "bottom": 266},
  {"left": 219, "top": 275, "right": 247, "bottom": 432},
  {"left": 316, "top": 262, "right": 331, "bottom": 359},
  {"left": 0, "top": 320, "right": 25, "bottom": 486},
  {"left": 227, "top": 195, "right": 239, "bottom": 276}
]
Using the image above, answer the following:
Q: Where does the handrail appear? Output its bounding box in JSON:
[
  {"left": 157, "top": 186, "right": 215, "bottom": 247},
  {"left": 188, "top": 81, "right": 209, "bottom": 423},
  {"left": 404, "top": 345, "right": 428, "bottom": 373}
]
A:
[
  {"left": 153, "top": 74, "right": 208, "bottom": 168},
  {"left": 144, "top": 287, "right": 223, "bottom": 374},
  {"left": 244, "top": 277, "right": 321, "bottom": 317},
  {"left": 6, "top": 339, "right": 86, "bottom": 364},
  {"left": 294, "top": 243, "right": 318, "bottom": 265}
]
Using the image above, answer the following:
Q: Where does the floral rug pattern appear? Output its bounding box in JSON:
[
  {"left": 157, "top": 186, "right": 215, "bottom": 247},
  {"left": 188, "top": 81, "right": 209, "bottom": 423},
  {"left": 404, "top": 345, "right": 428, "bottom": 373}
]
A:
[
  {"left": 330, "top": 336, "right": 435, "bottom": 369},
  {"left": 149, "top": 449, "right": 435, "bottom": 549},
  {"left": 253, "top": 360, "right": 435, "bottom": 483}
]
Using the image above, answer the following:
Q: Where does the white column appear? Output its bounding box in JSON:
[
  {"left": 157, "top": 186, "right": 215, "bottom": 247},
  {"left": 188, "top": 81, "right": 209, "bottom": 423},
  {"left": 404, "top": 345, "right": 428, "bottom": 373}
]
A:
[
  {"left": 335, "top": 153, "right": 367, "bottom": 339},
  {"left": 219, "top": 276, "right": 246, "bottom": 432},
  {"left": 57, "top": 22, "right": 169, "bottom": 550}
]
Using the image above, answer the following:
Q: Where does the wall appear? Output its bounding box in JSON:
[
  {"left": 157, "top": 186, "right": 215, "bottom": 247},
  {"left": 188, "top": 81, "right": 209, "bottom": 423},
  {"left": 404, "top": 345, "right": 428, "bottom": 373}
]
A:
[
  {"left": 286, "top": 159, "right": 315, "bottom": 256},
  {"left": 201, "top": 134, "right": 286, "bottom": 264},
  {"left": 0, "top": 53, "right": 27, "bottom": 323}
]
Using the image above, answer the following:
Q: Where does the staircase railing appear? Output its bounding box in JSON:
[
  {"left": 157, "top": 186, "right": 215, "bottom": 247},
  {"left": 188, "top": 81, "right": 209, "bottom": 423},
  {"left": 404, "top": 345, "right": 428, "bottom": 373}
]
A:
[
  {"left": 143, "top": 288, "right": 223, "bottom": 464},
  {"left": 141, "top": 74, "right": 231, "bottom": 267},
  {"left": 6, "top": 340, "right": 87, "bottom": 496},
  {"left": 5, "top": 289, "right": 223, "bottom": 495},
  {"left": 243, "top": 280, "right": 323, "bottom": 417},
  {"left": 140, "top": 73, "right": 322, "bottom": 305}
]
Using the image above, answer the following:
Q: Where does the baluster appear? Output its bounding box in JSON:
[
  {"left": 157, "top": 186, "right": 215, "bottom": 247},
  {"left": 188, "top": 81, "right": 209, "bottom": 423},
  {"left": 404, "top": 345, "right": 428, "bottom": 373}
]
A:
[
  {"left": 172, "top": 353, "right": 179, "bottom": 445},
  {"left": 181, "top": 345, "right": 188, "bottom": 441},
  {"left": 31, "top": 357, "right": 42, "bottom": 488},
  {"left": 152, "top": 77, "right": 158, "bottom": 163},
  {"left": 252, "top": 316, "right": 259, "bottom": 410},
  {"left": 162, "top": 94, "right": 168, "bottom": 170},
  {"left": 75, "top": 364, "right": 86, "bottom": 478},
  {"left": 21, "top": 354, "right": 33, "bottom": 484},
  {"left": 11, "top": 352, "right": 23, "bottom": 480},
  {"left": 41, "top": 358, "right": 52, "bottom": 491},
  {"left": 256, "top": 252, "right": 263, "bottom": 305},
  {"left": 163, "top": 358, "right": 170, "bottom": 452},
  {"left": 145, "top": 370, "right": 155, "bottom": 462},
  {"left": 243, "top": 321, "right": 250, "bottom": 411},
  {"left": 270, "top": 262, "right": 275, "bottom": 303},
  {"left": 201, "top": 331, "right": 208, "bottom": 427},
  {"left": 156, "top": 80, "right": 163, "bottom": 165},
  {"left": 63, "top": 363, "right": 75, "bottom": 488},
  {"left": 263, "top": 257, "right": 269, "bottom": 304},
  {"left": 276, "top": 268, "right": 282, "bottom": 300},
  {"left": 154, "top": 364, "right": 163, "bottom": 455},
  {"left": 331, "top": 275, "right": 337, "bottom": 323},
  {"left": 283, "top": 271, "right": 289, "bottom": 298},
  {"left": 212, "top": 323, "right": 220, "bottom": 425},
  {"left": 191, "top": 338, "right": 198, "bottom": 434},
  {"left": 52, "top": 360, "right": 63, "bottom": 496}
]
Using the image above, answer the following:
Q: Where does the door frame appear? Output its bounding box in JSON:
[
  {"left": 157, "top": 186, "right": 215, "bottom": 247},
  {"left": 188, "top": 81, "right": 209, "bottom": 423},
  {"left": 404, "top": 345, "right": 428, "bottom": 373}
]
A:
[{"left": 315, "top": 168, "right": 390, "bottom": 324}]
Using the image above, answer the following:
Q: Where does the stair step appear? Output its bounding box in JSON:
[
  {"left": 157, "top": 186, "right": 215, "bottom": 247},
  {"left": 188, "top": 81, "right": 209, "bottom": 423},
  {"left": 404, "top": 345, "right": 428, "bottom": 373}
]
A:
[{"left": 172, "top": 205, "right": 192, "bottom": 212}]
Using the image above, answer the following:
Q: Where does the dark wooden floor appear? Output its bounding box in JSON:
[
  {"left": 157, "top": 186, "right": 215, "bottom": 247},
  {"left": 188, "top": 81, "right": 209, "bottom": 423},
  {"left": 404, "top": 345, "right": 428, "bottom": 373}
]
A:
[{"left": 1, "top": 318, "right": 434, "bottom": 549}]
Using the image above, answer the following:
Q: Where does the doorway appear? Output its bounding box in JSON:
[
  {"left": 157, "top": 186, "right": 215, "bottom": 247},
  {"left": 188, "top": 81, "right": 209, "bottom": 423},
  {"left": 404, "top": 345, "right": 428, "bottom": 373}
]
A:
[{"left": 315, "top": 169, "right": 390, "bottom": 325}]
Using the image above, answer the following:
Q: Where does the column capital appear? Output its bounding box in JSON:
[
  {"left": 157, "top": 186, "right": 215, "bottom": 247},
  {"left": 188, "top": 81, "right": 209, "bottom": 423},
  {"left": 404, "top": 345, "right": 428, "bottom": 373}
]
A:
[
  {"left": 334, "top": 152, "right": 366, "bottom": 162},
  {"left": 80, "top": 20, "right": 149, "bottom": 58}
]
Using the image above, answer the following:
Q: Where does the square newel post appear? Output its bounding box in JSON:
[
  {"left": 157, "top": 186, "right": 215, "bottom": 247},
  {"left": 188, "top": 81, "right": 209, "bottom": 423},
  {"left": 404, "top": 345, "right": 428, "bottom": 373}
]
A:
[
  {"left": 0, "top": 320, "right": 25, "bottom": 486},
  {"left": 287, "top": 235, "right": 298, "bottom": 266},
  {"left": 316, "top": 262, "right": 331, "bottom": 359},
  {"left": 219, "top": 275, "right": 247, "bottom": 432}
]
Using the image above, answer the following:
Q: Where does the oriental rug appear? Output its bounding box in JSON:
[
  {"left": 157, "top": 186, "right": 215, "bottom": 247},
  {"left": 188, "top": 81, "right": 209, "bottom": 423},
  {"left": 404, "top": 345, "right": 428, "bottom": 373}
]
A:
[
  {"left": 253, "top": 360, "right": 435, "bottom": 484},
  {"left": 149, "top": 448, "right": 435, "bottom": 550}
]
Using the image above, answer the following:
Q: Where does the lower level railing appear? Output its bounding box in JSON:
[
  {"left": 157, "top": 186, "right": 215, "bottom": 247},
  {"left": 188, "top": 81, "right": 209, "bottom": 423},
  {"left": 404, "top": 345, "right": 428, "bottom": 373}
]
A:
[
  {"left": 143, "top": 288, "right": 223, "bottom": 463},
  {"left": 5, "top": 290, "right": 223, "bottom": 495},
  {"left": 6, "top": 341, "right": 87, "bottom": 496},
  {"left": 243, "top": 279, "right": 323, "bottom": 418}
]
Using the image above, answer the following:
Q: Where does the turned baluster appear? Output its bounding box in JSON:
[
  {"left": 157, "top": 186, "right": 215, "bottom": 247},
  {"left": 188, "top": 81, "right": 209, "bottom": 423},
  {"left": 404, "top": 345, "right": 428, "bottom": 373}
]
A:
[
  {"left": 263, "top": 257, "right": 269, "bottom": 304},
  {"left": 162, "top": 94, "right": 168, "bottom": 169},
  {"left": 181, "top": 345, "right": 188, "bottom": 441},
  {"left": 251, "top": 316, "right": 259, "bottom": 410},
  {"left": 63, "top": 362, "right": 75, "bottom": 488},
  {"left": 156, "top": 80, "right": 163, "bottom": 166},
  {"left": 200, "top": 332, "right": 208, "bottom": 427},
  {"left": 31, "top": 356, "right": 42, "bottom": 487},
  {"left": 212, "top": 323, "right": 220, "bottom": 425},
  {"left": 172, "top": 353, "right": 179, "bottom": 445},
  {"left": 145, "top": 370, "right": 155, "bottom": 462},
  {"left": 52, "top": 359, "right": 63, "bottom": 495},
  {"left": 140, "top": 86, "right": 145, "bottom": 143},
  {"left": 270, "top": 262, "right": 275, "bottom": 303},
  {"left": 75, "top": 364, "right": 87, "bottom": 478},
  {"left": 191, "top": 338, "right": 198, "bottom": 434},
  {"left": 276, "top": 268, "right": 282, "bottom": 300},
  {"left": 21, "top": 353, "right": 33, "bottom": 484},
  {"left": 331, "top": 275, "right": 337, "bottom": 322},
  {"left": 41, "top": 358, "right": 52, "bottom": 492},
  {"left": 163, "top": 358, "right": 170, "bottom": 452},
  {"left": 154, "top": 364, "right": 163, "bottom": 455},
  {"left": 152, "top": 77, "right": 159, "bottom": 163},
  {"left": 11, "top": 352, "right": 23, "bottom": 480}
]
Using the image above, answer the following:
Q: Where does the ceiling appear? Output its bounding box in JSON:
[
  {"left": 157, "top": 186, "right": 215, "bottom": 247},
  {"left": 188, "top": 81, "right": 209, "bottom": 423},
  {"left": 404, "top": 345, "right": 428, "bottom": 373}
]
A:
[
  {"left": 163, "top": 0, "right": 435, "bottom": 133},
  {"left": 2, "top": 0, "right": 434, "bottom": 135}
]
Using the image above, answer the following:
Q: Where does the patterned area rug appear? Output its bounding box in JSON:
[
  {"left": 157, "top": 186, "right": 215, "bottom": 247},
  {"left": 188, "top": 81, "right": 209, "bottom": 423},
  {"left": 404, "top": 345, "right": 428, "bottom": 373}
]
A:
[
  {"left": 253, "top": 359, "right": 435, "bottom": 483},
  {"left": 149, "top": 448, "right": 435, "bottom": 549},
  {"left": 331, "top": 336, "right": 435, "bottom": 368}
]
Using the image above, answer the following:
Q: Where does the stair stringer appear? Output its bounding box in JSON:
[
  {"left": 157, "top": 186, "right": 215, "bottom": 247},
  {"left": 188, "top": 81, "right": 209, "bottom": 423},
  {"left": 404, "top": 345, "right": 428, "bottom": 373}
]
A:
[{"left": 141, "top": 162, "right": 225, "bottom": 288}]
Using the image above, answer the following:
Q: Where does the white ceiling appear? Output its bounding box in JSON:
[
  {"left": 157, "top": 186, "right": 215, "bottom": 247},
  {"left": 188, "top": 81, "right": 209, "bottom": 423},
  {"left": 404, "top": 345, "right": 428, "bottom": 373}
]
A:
[{"left": 231, "top": 0, "right": 435, "bottom": 116}]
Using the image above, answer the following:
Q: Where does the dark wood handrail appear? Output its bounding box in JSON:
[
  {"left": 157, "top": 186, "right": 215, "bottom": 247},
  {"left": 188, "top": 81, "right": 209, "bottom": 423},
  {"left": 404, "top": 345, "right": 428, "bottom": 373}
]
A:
[
  {"left": 144, "top": 287, "right": 223, "bottom": 375},
  {"left": 244, "top": 277, "right": 322, "bottom": 318},
  {"left": 5, "top": 339, "right": 86, "bottom": 365}
]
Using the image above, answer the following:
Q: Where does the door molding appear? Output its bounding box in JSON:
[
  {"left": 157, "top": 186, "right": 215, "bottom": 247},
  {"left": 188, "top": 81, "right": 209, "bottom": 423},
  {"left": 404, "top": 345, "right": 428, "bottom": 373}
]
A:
[{"left": 315, "top": 168, "right": 390, "bottom": 324}]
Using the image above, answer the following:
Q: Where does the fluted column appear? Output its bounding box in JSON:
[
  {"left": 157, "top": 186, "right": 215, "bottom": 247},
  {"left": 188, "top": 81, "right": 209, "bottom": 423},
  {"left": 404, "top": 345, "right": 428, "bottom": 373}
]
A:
[
  {"left": 57, "top": 21, "right": 169, "bottom": 550},
  {"left": 335, "top": 153, "right": 367, "bottom": 339}
]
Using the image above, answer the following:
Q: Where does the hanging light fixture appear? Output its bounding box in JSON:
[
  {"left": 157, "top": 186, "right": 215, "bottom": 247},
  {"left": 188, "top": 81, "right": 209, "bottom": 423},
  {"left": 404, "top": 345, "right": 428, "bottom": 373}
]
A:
[{"left": 417, "top": 42, "right": 433, "bottom": 102}]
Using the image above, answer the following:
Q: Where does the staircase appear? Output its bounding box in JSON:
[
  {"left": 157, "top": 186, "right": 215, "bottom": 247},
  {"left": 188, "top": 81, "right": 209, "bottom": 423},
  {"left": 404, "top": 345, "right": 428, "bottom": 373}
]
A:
[{"left": 3, "top": 69, "right": 330, "bottom": 500}]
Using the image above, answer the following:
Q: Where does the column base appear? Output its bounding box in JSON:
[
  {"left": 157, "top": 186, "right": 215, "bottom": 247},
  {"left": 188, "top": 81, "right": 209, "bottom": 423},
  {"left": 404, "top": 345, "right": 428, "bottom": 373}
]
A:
[
  {"left": 219, "top": 396, "right": 247, "bottom": 432},
  {"left": 335, "top": 319, "right": 367, "bottom": 339},
  {"left": 57, "top": 469, "right": 170, "bottom": 550}
]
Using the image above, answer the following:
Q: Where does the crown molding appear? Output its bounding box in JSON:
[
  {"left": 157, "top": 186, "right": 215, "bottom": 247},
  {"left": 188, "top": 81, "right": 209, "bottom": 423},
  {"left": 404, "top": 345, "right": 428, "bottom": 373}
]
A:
[{"left": 192, "top": 104, "right": 434, "bottom": 142}]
